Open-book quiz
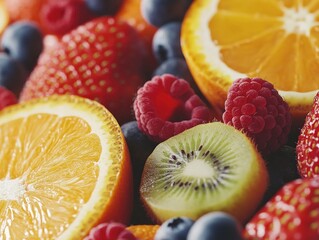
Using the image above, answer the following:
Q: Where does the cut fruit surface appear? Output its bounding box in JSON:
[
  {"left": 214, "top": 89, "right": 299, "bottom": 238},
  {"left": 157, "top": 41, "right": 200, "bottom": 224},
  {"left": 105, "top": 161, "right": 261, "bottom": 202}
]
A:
[
  {"left": 140, "top": 122, "right": 268, "bottom": 224},
  {"left": 181, "top": 0, "right": 319, "bottom": 122},
  {"left": 0, "top": 95, "right": 132, "bottom": 239},
  {"left": 126, "top": 224, "right": 160, "bottom": 240}
]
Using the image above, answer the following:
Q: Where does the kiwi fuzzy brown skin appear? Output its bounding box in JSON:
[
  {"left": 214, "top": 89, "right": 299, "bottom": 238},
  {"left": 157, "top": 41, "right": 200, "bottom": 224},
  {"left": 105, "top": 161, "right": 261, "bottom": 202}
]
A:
[{"left": 139, "top": 122, "right": 269, "bottom": 225}]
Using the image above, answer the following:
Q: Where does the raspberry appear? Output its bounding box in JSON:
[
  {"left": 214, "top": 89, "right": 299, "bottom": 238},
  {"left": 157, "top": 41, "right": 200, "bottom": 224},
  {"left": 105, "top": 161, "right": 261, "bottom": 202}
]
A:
[
  {"left": 222, "top": 77, "right": 291, "bottom": 154},
  {"left": 0, "top": 87, "right": 17, "bottom": 111},
  {"left": 133, "top": 74, "right": 213, "bottom": 142},
  {"left": 84, "top": 222, "right": 137, "bottom": 240},
  {"left": 40, "top": 0, "right": 94, "bottom": 35}
]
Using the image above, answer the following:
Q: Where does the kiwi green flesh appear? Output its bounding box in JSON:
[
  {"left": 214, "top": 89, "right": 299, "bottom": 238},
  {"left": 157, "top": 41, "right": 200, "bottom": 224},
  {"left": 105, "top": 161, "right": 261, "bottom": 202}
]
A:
[{"left": 140, "top": 122, "right": 268, "bottom": 223}]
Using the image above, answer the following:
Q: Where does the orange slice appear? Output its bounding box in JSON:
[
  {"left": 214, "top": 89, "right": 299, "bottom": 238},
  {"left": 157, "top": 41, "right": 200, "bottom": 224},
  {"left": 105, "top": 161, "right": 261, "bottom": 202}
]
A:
[
  {"left": 0, "top": 95, "right": 132, "bottom": 239},
  {"left": 181, "top": 0, "right": 319, "bottom": 125}
]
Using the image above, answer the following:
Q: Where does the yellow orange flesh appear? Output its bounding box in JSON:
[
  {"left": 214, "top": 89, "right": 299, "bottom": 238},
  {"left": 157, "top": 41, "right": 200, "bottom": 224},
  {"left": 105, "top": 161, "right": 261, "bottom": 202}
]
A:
[
  {"left": 126, "top": 225, "right": 160, "bottom": 240},
  {"left": 181, "top": 0, "right": 319, "bottom": 121},
  {"left": 0, "top": 95, "right": 132, "bottom": 239}
]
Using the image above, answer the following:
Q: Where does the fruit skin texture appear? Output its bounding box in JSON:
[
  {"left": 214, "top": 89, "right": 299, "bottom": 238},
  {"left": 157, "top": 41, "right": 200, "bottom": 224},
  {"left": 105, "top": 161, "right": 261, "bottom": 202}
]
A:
[
  {"left": 115, "top": 0, "right": 157, "bottom": 76},
  {"left": 4, "top": 0, "right": 49, "bottom": 28},
  {"left": 121, "top": 121, "right": 157, "bottom": 224},
  {"left": 187, "top": 212, "right": 243, "bottom": 240},
  {"left": 152, "top": 22, "right": 183, "bottom": 63},
  {"left": 40, "top": 0, "right": 95, "bottom": 36},
  {"left": 141, "top": 0, "right": 192, "bottom": 27},
  {"left": 261, "top": 145, "right": 300, "bottom": 206},
  {"left": 297, "top": 92, "right": 319, "bottom": 178},
  {"left": 85, "top": 0, "right": 123, "bottom": 15},
  {"left": 1, "top": 21, "right": 43, "bottom": 72},
  {"left": 153, "top": 58, "right": 202, "bottom": 97},
  {"left": 0, "top": 53, "right": 27, "bottom": 97},
  {"left": 0, "top": 86, "right": 17, "bottom": 110},
  {"left": 20, "top": 17, "right": 147, "bottom": 125},
  {"left": 133, "top": 74, "right": 214, "bottom": 142},
  {"left": 84, "top": 222, "right": 137, "bottom": 240},
  {"left": 244, "top": 177, "right": 319, "bottom": 240},
  {"left": 223, "top": 77, "right": 292, "bottom": 154},
  {"left": 154, "top": 217, "right": 194, "bottom": 240}
]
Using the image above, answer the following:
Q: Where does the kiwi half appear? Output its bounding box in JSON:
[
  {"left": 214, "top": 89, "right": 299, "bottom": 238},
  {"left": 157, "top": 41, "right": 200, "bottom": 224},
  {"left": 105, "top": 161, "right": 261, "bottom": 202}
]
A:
[{"left": 139, "top": 122, "right": 268, "bottom": 224}]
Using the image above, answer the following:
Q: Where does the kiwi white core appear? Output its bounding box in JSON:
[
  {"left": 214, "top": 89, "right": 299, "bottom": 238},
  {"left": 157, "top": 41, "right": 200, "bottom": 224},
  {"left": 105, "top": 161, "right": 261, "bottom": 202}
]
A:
[{"left": 183, "top": 160, "right": 214, "bottom": 178}]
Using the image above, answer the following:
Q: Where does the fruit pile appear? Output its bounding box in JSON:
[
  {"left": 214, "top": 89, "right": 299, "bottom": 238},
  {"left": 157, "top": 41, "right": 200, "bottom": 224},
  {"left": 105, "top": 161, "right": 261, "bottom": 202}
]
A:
[{"left": 0, "top": 0, "right": 319, "bottom": 239}]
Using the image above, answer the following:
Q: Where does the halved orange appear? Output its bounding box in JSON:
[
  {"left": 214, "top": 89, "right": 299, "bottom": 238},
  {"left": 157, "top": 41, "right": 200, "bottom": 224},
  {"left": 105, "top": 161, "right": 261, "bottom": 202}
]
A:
[
  {"left": 0, "top": 95, "right": 132, "bottom": 239},
  {"left": 181, "top": 0, "right": 319, "bottom": 126}
]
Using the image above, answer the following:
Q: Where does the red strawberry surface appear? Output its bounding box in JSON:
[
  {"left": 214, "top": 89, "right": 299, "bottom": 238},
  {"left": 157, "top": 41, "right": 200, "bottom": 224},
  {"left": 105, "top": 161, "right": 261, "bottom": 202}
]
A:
[
  {"left": 296, "top": 92, "right": 319, "bottom": 178},
  {"left": 20, "top": 17, "right": 147, "bottom": 124},
  {"left": 244, "top": 177, "right": 319, "bottom": 240}
]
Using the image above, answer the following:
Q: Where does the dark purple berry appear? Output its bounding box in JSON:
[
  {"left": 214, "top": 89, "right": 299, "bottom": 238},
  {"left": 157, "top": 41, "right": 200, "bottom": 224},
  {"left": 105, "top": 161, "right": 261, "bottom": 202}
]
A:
[
  {"left": 85, "top": 0, "right": 123, "bottom": 15},
  {"left": 0, "top": 53, "right": 27, "bottom": 97},
  {"left": 152, "top": 22, "right": 183, "bottom": 63},
  {"left": 155, "top": 217, "right": 194, "bottom": 240},
  {"left": 1, "top": 21, "right": 43, "bottom": 72},
  {"left": 141, "top": 0, "right": 192, "bottom": 27},
  {"left": 121, "top": 121, "right": 157, "bottom": 180},
  {"left": 187, "top": 212, "right": 243, "bottom": 240},
  {"left": 261, "top": 145, "right": 300, "bottom": 206},
  {"left": 153, "top": 58, "right": 193, "bottom": 86},
  {"left": 121, "top": 121, "right": 157, "bottom": 224}
]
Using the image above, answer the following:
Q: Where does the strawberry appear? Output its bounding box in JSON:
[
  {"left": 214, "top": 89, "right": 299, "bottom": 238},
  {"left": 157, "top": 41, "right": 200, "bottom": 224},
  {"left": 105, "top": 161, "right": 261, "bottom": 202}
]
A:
[
  {"left": 296, "top": 92, "right": 319, "bottom": 178},
  {"left": 20, "top": 17, "right": 147, "bottom": 124},
  {"left": 244, "top": 177, "right": 319, "bottom": 240}
]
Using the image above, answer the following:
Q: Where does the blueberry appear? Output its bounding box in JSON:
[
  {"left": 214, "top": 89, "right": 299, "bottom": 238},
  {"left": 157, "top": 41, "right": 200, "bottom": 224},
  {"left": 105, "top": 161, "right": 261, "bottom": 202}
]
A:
[
  {"left": 85, "top": 0, "right": 123, "bottom": 15},
  {"left": 0, "top": 53, "right": 27, "bottom": 97},
  {"left": 141, "top": 0, "right": 193, "bottom": 27},
  {"left": 121, "top": 121, "right": 156, "bottom": 190},
  {"left": 155, "top": 217, "right": 194, "bottom": 240},
  {"left": 153, "top": 58, "right": 193, "bottom": 83},
  {"left": 152, "top": 22, "right": 183, "bottom": 63},
  {"left": 153, "top": 58, "right": 204, "bottom": 99},
  {"left": 1, "top": 21, "right": 43, "bottom": 72},
  {"left": 121, "top": 121, "right": 157, "bottom": 224},
  {"left": 187, "top": 212, "right": 243, "bottom": 240}
]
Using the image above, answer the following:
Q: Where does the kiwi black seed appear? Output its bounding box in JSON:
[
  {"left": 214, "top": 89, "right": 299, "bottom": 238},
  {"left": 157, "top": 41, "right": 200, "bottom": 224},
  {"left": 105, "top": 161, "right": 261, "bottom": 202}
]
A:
[{"left": 139, "top": 122, "right": 268, "bottom": 224}]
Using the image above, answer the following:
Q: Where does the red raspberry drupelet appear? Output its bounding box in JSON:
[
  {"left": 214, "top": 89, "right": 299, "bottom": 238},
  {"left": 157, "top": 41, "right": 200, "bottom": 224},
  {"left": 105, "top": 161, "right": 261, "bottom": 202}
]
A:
[
  {"left": 133, "top": 74, "right": 214, "bottom": 142},
  {"left": 222, "top": 77, "right": 292, "bottom": 154},
  {"left": 84, "top": 222, "right": 137, "bottom": 240}
]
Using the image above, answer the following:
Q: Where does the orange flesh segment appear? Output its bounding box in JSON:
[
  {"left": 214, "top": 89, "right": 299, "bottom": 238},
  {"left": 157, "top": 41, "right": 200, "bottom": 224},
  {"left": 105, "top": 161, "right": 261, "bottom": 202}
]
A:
[
  {"left": 0, "top": 114, "right": 100, "bottom": 238},
  {"left": 209, "top": 0, "right": 319, "bottom": 92}
]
